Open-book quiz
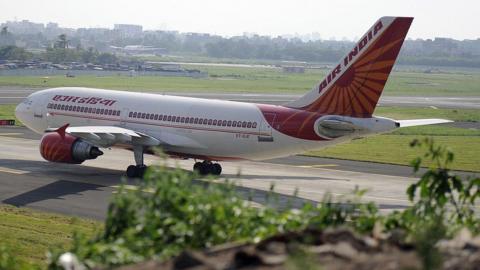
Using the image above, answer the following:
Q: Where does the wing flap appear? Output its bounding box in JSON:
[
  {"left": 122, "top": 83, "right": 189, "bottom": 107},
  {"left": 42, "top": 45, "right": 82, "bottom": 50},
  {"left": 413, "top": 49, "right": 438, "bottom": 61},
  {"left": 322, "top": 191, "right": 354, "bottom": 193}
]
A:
[{"left": 64, "top": 126, "right": 159, "bottom": 147}]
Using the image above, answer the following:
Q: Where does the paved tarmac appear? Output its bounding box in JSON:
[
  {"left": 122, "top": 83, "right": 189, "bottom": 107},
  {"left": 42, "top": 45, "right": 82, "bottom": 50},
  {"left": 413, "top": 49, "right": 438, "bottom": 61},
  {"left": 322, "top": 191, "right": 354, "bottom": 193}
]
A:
[
  {"left": 1, "top": 87, "right": 480, "bottom": 109},
  {"left": 0, "top": 127, "right": 478, "bottom": 220}
]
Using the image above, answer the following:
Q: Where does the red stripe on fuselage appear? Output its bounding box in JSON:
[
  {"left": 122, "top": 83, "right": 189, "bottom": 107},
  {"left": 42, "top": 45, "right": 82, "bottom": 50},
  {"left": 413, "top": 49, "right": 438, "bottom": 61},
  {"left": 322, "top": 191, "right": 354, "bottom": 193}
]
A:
[{"left": 257, "top": 104, "right": 329, "bottom": 141}]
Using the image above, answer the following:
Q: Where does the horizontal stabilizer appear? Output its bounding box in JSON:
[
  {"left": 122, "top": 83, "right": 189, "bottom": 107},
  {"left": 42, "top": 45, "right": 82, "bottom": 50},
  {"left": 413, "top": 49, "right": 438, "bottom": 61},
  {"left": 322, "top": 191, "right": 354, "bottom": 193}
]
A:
[{"left": 396, "top": 119, "right": 452, "bottom": 127}]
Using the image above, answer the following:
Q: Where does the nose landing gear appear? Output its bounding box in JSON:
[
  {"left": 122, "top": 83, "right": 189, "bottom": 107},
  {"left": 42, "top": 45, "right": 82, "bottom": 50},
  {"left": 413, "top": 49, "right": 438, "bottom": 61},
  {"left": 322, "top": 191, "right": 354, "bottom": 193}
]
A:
[
  {"left": 126, "top": 145, "right": 147, "bottom": 178},
  {"left": 193, "top": 161, "right": 222, "bottom": 176}
]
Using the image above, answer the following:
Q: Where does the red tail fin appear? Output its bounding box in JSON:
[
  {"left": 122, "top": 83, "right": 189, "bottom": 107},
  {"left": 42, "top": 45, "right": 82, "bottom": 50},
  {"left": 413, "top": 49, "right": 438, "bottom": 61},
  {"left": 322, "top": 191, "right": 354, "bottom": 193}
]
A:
[{"left": 287, "top": 17, "right": 413, "bottom": 117}]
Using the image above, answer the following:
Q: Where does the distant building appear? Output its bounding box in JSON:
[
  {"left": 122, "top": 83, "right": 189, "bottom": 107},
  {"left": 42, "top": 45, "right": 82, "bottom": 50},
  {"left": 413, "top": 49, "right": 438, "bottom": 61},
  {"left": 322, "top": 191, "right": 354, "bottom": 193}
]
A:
[
  {"left": 110, "top": 45, "right": 167, "bottom": 56},
  {"left": 114, "top": 24, "right": 143, "bottom": 38},
  {"left": 2, "top": 20, "right": 44, "bottom": 34},
  {"left": 282, "top": 61, "right": 306, "bottom": 73},
  {"left": 282, "top": 66, "right": 305, "bottom": 73}
]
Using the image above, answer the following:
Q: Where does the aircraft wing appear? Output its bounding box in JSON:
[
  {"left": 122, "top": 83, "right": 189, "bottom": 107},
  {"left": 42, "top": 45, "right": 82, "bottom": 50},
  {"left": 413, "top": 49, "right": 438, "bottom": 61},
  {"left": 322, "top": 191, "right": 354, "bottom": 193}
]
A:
[
  {"left": 45, "top": 125, "right": 161, "bottom": 148},
  {"left": 47, "top": 124, "right": 206, "bottom": 149},
  {"left": 396, "top": 119, "right": 453, "bottom": 127}
]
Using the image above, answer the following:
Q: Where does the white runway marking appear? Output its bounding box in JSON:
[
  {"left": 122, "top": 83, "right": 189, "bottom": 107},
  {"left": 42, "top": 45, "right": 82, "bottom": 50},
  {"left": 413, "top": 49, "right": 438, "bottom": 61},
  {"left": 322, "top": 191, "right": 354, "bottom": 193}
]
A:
[{"left": 0, "top": 166, "right": 29, "bottom": 174}]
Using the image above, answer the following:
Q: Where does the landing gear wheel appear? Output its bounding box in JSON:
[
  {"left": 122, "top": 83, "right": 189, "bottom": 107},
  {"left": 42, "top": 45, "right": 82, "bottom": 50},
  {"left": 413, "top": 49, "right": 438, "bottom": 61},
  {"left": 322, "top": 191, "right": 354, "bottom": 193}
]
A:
[
  {"left": 136, "top": 165, "right": 147, "bottom": 178},
  {"left": 212, "top": 163, "right": 222, "bottom": 175},
  {"left": 193, "top": 161, "right": 222, "bottom": 176},
  {"left": 126, "top": 165, "right": 137, "bottom": 178},
  {"left": 193, "top": 162, "right": 202, "bottom": 173},
  {"left": 126, "top": 165, "right": 147, "bottom": 178},
  {"left": 199, "top": 163, "right": 210, "bottom": 175}
]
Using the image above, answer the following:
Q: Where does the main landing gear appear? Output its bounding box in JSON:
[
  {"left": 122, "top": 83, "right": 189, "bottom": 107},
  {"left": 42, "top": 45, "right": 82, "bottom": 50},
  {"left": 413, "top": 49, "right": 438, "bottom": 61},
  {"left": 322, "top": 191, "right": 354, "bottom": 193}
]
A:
[
  {"left": 126, "top": 145, "right": 147, "bottom": 178},
  {"left": 193, "top": 161, "right": 222, "bottom": 176}
]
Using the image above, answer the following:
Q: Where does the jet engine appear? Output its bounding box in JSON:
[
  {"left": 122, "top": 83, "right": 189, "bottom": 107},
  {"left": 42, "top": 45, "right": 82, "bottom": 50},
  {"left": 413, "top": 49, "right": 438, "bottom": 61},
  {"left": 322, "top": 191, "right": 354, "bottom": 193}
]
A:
[
  {"left": 314, "top": 115, "right": 398, "bottom": 139},
  {"left": 40, "top": 132, "right": 103, "bottom": 164}
]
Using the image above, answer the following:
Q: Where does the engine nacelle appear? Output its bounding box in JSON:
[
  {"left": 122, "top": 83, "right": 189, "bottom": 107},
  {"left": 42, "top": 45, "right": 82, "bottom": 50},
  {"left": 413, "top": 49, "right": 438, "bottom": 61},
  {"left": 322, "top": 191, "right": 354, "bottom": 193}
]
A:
[
  {"left": 40, "top": 132, "right": 103, "bottom": 164},
  {"left": 314, "top": 115, "right": 398, "bottom": 139}
]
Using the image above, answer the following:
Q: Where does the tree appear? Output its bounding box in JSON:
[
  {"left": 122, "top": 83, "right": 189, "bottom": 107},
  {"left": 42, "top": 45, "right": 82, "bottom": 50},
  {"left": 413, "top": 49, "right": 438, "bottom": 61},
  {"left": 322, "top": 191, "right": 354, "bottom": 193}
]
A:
[
  {"left": 54, "top": 34, "right": 69, "bottom": 49},
  {"left": 1, "top": 26, "right": 8, "bottom": 36},
  {"left": 0, "top": 26, "right": 15, "bottom": 47},
  {"left": 96, "top": 52, "right": 117, "bottom": 64},
  {"left": 0, "top": 46, "right": 33, "bottom": 61}
]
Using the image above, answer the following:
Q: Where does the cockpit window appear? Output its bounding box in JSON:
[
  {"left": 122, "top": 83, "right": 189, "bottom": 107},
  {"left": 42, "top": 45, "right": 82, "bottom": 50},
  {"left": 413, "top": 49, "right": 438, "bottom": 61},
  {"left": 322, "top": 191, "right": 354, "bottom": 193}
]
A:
[{"left": 21, "top": 98, "right": 32, "bottom": 105}]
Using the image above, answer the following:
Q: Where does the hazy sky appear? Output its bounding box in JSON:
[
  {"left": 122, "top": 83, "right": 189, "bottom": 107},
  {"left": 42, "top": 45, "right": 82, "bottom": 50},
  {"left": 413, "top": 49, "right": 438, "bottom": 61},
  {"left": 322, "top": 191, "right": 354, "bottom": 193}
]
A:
[{"left": 1, "top": 0, "right": 479, "bottom": 40}]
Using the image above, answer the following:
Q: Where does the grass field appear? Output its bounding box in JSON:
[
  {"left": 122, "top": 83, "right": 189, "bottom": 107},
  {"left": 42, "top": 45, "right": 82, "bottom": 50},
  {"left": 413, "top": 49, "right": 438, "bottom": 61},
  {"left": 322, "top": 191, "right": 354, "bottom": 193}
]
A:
[
  {"left": 0, "top": 104, "right": 16, "bottom": 120},
  {"left": 305, "top": 135, "right": 480, "bottom": 172},
  {"left": 0, "top": 204, "right": 99, "bottom": 267},
  {"left": 0, "top": 65, "right": 479, "bottom": 96}
]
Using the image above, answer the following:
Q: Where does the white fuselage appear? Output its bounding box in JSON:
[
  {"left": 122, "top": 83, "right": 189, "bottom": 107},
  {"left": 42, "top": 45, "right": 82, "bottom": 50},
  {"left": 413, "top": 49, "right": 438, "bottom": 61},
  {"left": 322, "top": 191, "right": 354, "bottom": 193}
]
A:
[{"left": 15, "top": 87, "right": 396, "bottom": 161}]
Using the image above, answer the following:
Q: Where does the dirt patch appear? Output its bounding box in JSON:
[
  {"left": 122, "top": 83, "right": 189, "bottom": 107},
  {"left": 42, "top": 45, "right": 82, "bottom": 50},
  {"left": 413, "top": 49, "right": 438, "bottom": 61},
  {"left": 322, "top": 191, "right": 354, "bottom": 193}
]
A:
[{"left": 116, "top": 228, "right": 480, "bottom": 270}]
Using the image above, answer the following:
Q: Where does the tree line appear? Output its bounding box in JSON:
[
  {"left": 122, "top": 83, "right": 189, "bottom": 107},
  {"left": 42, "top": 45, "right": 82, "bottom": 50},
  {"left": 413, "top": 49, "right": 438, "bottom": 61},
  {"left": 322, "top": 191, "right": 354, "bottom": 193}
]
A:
[{"left": 2, "top": 24, "right": 480, "bottom": 68}]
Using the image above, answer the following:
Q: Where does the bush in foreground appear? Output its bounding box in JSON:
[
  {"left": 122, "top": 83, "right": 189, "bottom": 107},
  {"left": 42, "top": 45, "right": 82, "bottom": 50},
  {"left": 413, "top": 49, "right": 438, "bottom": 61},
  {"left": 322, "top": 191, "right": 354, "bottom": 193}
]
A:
[{"left": 48, "top": 139, "right": 480, "bottom": 269}]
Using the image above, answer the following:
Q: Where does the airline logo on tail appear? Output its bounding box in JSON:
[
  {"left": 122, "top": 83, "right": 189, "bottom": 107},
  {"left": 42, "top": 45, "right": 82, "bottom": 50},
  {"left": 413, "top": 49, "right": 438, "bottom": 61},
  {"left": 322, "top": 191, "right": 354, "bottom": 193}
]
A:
[
  {"left": 319, "top": 21, "right": 384, "bottom": 93},
  {"left": 286, "top": 17, "right": 413, "bottom": 118}
]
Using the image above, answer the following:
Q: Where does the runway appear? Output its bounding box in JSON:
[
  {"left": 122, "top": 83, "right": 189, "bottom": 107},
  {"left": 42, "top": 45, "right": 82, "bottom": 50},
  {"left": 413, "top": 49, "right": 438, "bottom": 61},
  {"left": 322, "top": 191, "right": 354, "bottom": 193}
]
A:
[
  {"left": 1, "top": 87, "right": 480, "bottom": 109},
  {"left": 0, "top": 127, "right": 477, "bottom": 220},
  {"left": 0, "top": 128, "right": 415, "bottom": 219}
]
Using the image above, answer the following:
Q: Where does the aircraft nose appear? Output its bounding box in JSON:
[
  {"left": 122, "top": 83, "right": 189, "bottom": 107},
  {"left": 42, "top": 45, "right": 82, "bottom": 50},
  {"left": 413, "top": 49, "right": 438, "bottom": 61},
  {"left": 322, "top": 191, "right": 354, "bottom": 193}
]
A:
[{"left": 15, "top": 102, "right": 28, "bottom": 125}]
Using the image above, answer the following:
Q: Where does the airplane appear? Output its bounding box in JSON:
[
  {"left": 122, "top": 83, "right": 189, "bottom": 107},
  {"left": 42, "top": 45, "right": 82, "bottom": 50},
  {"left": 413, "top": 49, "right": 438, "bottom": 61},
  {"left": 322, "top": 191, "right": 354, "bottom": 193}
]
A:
[{"left": 15, "top": 16, "right": 451, "bottom": 178}]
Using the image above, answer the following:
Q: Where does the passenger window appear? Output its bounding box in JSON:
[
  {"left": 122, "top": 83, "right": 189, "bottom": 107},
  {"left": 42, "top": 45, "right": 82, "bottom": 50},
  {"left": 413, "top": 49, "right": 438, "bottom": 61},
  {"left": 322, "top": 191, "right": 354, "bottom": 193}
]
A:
[
  {"left": 181, "top": 117, "right": 185, "bottom": 123},
  {"left": 208, "top": 119, "right": 212, "bottom": 125},
  {"left": 227, "top": 120, "right": 232, "bottom": 127},
  {"left": 185, "top": 117, "right": 189, "bottom": 123},
  {"left": 190, "top": 118, "right": 194, "bottom": 124},
  {"left": 252, "top": 122, "right": 257, "bottom": 128},
  {"left": 132, "top": 112, "right": 137, "bottom": 118},
  {"left": 163, "top": 115, "right": 167, "bottom": 121},
  {"left": 213, "top": 119, "right": 217, "bottom": 125},
  {"left": 222, "top": 120, "right": 227, "bottom": 126},
  {"left": 247, "top": 122, "right": 252, "bottom": 128},
  {"left": 194, "top": 118, "right": 199, "bottom": 124},
  {"left": 129, "top": 112, "right": 133, "bottom": 117},
  {"left": 242, "top": 121, "right": 247, "bottom": 128},
  {"left": 100, "top": 109, "right": 104, "bottom": 114},
  {"left": 232, "top": 121, "right": 237, "bottom": 127},
  {"left": 154, "top": 114, "right": 158, "bottom": 120}
]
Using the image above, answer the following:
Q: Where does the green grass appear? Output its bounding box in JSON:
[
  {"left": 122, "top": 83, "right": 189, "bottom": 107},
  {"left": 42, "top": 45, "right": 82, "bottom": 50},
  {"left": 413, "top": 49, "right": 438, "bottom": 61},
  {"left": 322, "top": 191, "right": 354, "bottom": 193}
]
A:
[
  {"left": 0, "top": 204, "right": 100, "bottom": 267},
  {"left": 0, "top": 104, "right": 20, "bottom": 126},
  {"left": 306, "top": 108, "right": 480, "bottom": 172},
  {"left": 375, "top": 107, "right": 480, "bottom": 122},
  {"left": 306, "top": 135, "right": 480, "bottom": 172},
  {"left": 0, "top": 104, "right": 16, "bottom": 119},
  {"left": 0, "top": 65, "right": 479, "bottom": 96}
]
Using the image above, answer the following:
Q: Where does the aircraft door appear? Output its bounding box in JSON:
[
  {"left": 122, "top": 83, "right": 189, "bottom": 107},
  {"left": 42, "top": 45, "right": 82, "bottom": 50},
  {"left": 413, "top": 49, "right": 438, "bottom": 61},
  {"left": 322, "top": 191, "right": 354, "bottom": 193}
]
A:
[
  {"left": 259, "top": 112, "right": 276, "bottom": 136},
  {"left": 33, "top": 94, "right": 46, "bottom": 119},
  {"left": 120, "top": 108, "right": 130, "bottom": 127}
]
